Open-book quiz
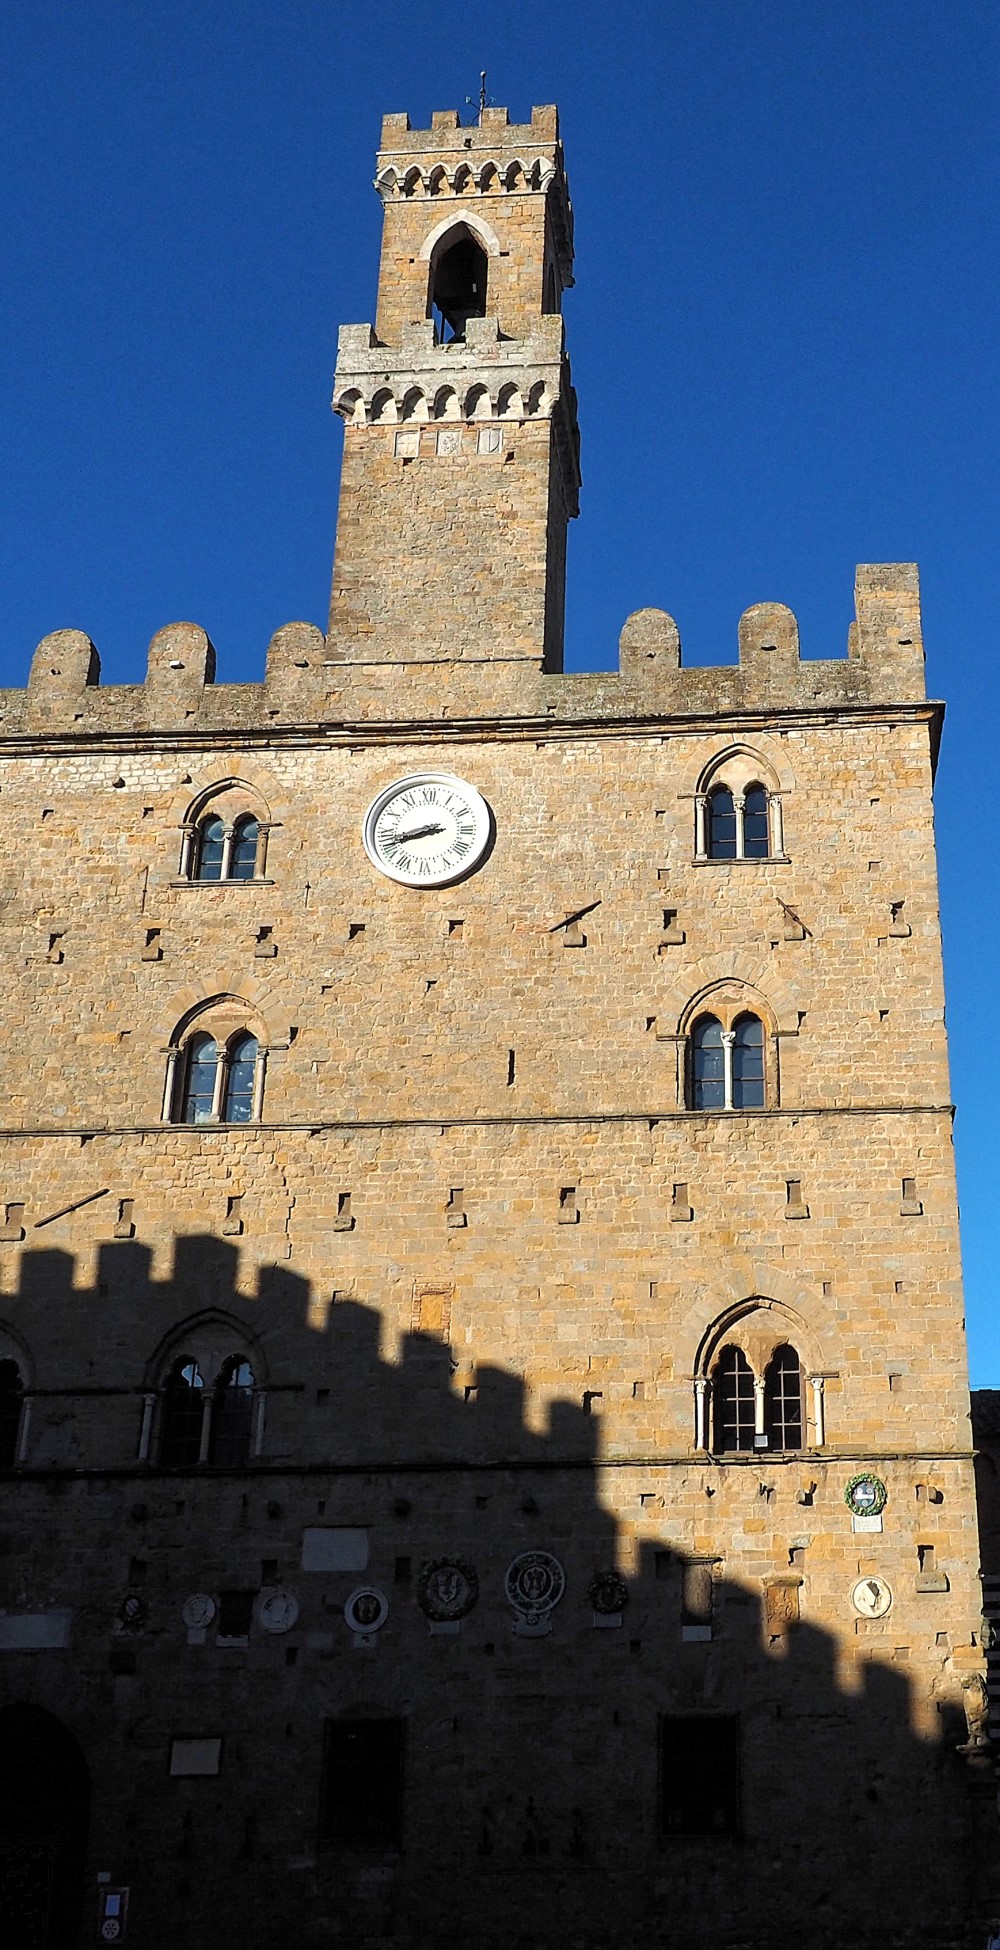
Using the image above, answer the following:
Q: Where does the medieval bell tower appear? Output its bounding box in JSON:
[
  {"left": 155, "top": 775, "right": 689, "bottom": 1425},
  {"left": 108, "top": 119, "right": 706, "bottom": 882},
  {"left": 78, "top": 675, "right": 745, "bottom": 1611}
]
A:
[{"left": 328, "top": 105, "right": 580, "bottom": 670}]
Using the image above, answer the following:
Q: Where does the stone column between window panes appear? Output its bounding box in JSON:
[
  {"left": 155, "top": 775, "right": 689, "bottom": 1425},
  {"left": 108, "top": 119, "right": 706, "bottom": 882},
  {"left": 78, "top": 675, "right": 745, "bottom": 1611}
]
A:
[
  {"left": 810, "top": 1374, "right": 825, "bottom": 1447},
  {"left": 694, "top": 1376, "right": 708, "bottom": 1451},
  {"left": 137, "top": 1392, "right": 157, "bottom": 1462},
  {"left": 732, "top": 793, "right": 746, "bottom": 859}
]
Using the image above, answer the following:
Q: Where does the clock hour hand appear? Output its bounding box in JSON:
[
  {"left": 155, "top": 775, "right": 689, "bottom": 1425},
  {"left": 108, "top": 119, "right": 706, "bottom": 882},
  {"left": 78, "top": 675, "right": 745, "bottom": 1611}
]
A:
[{"left": 393, "top": 821, "right": 444, "bottom": 843}]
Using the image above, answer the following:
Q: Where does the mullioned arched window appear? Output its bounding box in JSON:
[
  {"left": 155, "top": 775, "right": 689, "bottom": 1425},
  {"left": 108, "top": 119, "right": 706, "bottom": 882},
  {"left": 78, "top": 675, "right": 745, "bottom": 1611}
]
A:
[
  {"left": 178, "top": 781, "right": 271, "bottom": 883},
  {"left": 689, "top": 1300, "right": 822, "bottom": 1454},
  {"left": 162, "top": 1000, "right": 269, "bottom": 1128},
  {"left": 694, "top": 748, "right": 786, "bottom": 862},
  {"left": 159, "top": 1353, "right": 258, "bottom": 1468},
  {"left": 173, "top": 1031, "right": 261, "bottom": 1125},
  {"left": 689, "top": 1012, "right": 766, "bottom": 1111},
  {"left": 143, "top": 1323, "right": 265, "bottom": 1469}
]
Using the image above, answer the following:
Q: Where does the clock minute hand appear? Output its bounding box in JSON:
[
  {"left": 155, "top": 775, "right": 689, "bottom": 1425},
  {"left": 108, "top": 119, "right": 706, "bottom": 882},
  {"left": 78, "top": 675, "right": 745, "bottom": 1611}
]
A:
[{"left": 394, "top": 822, "right": 444, "bottom": 842}]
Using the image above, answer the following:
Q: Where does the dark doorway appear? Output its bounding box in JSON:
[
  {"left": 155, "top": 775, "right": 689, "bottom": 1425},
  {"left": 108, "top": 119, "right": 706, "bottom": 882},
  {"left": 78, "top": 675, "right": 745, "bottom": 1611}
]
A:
[
  {"left": 428, "top": 228, "right": 488, "bottom": 343},
  {"left": 0, "top": 1705, "right": 91, "bottom": 1949}
]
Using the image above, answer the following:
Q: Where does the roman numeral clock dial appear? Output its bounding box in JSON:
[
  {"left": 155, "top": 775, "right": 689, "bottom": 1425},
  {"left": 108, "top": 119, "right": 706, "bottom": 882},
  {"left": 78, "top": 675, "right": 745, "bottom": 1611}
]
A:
[{"left": 363, "top": 774, "right": 493, "bottom": 887}]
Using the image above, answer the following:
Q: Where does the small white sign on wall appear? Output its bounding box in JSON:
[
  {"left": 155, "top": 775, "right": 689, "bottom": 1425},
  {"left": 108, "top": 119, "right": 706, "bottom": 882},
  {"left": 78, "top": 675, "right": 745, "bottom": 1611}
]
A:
[{"left": 300, "top": 1526, "right": 369, "bottom": 1572}]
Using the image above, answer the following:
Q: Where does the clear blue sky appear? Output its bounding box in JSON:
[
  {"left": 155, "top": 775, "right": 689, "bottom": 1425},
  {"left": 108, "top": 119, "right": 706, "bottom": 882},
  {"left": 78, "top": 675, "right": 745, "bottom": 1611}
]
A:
[{"left": 2, "top": 3, "right": 997, "bottom": 1376}]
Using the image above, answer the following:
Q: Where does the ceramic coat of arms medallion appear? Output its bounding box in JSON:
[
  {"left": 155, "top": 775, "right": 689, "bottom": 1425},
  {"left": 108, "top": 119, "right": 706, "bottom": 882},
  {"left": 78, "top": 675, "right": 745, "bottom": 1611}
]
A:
[
  {"left": 417, "top": 1558, "right": 479, "bottom": 1624},
  {"left": 505, "top": 1550, "right": 566, "bottom": 1635}
]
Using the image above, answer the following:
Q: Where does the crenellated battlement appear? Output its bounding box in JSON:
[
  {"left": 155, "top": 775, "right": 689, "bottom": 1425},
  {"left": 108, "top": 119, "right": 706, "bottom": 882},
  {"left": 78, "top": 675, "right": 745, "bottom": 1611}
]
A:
[
  {"left": 377, "top": 103, "right": 560, "bottom": 157},
  {"left": 3, "top": 567, "right": 929, "bottom": 743}
]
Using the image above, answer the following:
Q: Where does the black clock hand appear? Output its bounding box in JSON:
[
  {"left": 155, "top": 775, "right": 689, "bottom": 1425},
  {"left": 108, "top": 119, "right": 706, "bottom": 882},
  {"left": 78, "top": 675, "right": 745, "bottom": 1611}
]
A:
[{"left": 394, "top": 822, "right": 445, "bottom": 842}]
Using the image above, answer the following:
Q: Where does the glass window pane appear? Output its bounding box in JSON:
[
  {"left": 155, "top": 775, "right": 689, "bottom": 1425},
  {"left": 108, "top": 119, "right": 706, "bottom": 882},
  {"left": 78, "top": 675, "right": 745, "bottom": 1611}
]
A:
[
  {"left": 196, "top": 817, "right": 225, "bottom": 880},
  {"left": 731, "top": 1015, "right": 765, "bottom": 1109},
  {"left": 161, "top": 1359, "right": 205, "bottom": 1467},
  {"left": 764, "top": 1345, "right": 803, "bottom": 1450},
  {"left": 712, "top": 1347, "right": 755, "bottom": 1451},
  {"left": 708, "top": 789, "right": 737, "bottom": 859},
  {"left": 229, "top": 818, "right": 259, "bottom": 882},
  {"left": 210, "top": 1356, "right": 255, "bottom": 1466},
  {"left": 692, "top": 1017, "right": 725, "bottom": 1110},
  {"left": 222, "top": 1035, "right": 258, "bottom": 1123},
  {"left": 179, "top": 1036, "right": 218, "bottom": 1123},
  {"left": 743, "top": 785, "right": 769, "bottom": 857}
]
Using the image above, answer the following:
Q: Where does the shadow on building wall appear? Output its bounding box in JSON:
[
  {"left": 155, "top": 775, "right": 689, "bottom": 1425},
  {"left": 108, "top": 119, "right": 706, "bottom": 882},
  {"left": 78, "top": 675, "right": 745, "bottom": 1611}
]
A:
[{"left": 0, "top": 1236, "right": 996, "bottom": 1950}]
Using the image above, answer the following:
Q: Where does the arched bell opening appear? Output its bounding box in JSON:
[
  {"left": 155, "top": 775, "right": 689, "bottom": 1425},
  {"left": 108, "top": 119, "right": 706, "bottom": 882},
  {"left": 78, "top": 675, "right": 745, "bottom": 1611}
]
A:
[{"left": 427, "top": 226, "right": 488, "bottom": 344}]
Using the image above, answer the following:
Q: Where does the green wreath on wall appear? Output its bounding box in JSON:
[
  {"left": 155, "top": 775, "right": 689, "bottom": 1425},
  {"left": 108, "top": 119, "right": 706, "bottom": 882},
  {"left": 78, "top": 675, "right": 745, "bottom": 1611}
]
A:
[{"left": 844, "top": 1472, "right": 888, "bottom": 1517}]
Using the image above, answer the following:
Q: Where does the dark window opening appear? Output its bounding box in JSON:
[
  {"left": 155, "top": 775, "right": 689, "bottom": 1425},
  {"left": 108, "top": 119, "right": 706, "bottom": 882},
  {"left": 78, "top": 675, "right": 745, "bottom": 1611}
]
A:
[
  {"left": 321, "top": 1719, "right": 404, "bottom": 1847},
  {"left": 209, "top": 1358, "right": 255, "bottom": 1466},
  {"left": 195, "top": 816, "right": 225, "bottom": 880},
  {"left": 731, "top": 1013, "right": 765, "bottom": 1111},
  {"left": 712, "top": 1346, "right": 755, "bottom": 1453},
  {"left": 222, "top": 1035, "right": 258, "bottom": 1124},
  {"left": 218, "top": 1589, "right": 256, "bottom": 1639},
  {"left": 0, "top": 1358, "right": 23, "bottom": 1467},
  {"left": 658, "top": 1715, "right": 739, "bottom": 1838},
  {"left": 764, "top": 1344, "right": 803, "bottom": 1450},
  {"left": 160, "top": 1359, "right": 205, "bottom": 1467},
  {"left": 428, "top": 231, "right": 488, "bottom": 344},
  {"left": 707, "top": 787, "right": 737, "bottom": 859},
  {"left": 743, "top": 783, "right": 770, "bottom": 857},
  {"left": 178, "top": 1034, "right": 218, "bottom": 1124},
  {"left": 691, "top": 1016, "right": 724, "bottom": 1111},
  {"left": 230, "top": 816, "right": 260, "bottom": 881}
]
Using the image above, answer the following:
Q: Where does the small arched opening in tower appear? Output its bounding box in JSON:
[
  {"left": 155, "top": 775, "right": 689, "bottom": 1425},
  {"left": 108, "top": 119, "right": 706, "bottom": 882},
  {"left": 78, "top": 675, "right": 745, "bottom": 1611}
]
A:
[{"left": 428, "top": 227, "right": 488, "bottom": 343}]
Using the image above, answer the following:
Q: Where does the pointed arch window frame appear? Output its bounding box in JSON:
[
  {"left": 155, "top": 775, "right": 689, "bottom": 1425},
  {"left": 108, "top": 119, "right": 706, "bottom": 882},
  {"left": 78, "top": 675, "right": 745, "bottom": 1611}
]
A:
[
  {"left": 151, "top": 1350, "right": 266, "bottom": 1469},
  {"left": 179, "top": 809, "right": 271, "bottom": 884},
  {"left": 163, "top": 1024, "right": 268, "bottom": 1127},
  {"left": 688, "top": 1010, "right": 767, "bottom": 1113}
]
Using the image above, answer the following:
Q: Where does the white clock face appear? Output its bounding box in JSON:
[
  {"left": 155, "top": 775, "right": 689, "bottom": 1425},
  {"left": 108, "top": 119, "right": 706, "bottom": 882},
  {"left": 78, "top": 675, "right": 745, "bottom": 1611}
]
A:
[{"left": 363, "top": 773, "right": 492, "bottom": 887}]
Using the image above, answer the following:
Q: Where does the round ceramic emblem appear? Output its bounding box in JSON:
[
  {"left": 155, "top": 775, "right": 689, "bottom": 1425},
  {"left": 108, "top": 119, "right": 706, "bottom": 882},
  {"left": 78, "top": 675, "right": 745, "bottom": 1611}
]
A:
[
  {"left": 417, "top": 1558, "right": 479, "bottom": 1622},
  {"left": 181, "top": 1592, "right": 216, "bottom": 1630},
  {"left": 588, "top": 1569, "right": 629, "bottom": 1616},
  {"left": 256, "top": 1588, "right": 300, "bottom": 1635},
  {"left": 344, "top": 1586, "right": 388, "bottom": 1635},
  {"left": 852, "top": 1576, "right": 892, "bottom": 1619},
  {"left": 504, "top": 1551, "right": 566, "bottom": 1626},
  {"left": 115, "top": 1593, "right": 147, "bottom": 1633},
  {"left": 844, "top": 1473, "right": 888, "bottom": 1518},
  {"left": 362, "top": 774, "right": 493, "bottom": 887}
]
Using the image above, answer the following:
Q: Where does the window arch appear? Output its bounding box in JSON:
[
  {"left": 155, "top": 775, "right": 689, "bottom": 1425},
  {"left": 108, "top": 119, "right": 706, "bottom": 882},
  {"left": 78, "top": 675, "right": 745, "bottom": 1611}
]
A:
[
  {"left": 164, "top": 1005, "right": 268, "bottom": 1126},
  {"left": 158, "top": 1351, "right": 259, "bottom": 1468},
  {"left": 427, "top": 223, "right": 488, "bottom": 343},
  {"left": 690, "top": 1297, "right": 824, "bottom": 1454},
  {"left": 179, "top": 782, "right": 270, "bottom": 883},
  {"left": 694, "top": 749, "right": 786, "bottom": 862},
  {"left": 688, "top": 1010, "right": 767, "bottom": 1111},
  {"left": 708, "top": 1342, "right": 804, "bottom": 1453}
]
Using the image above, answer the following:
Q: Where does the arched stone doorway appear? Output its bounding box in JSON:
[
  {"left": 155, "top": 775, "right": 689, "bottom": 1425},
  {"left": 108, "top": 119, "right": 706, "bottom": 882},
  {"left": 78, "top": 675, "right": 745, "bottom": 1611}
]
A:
[{"left": 0, "top": 1704, "right": 90, "bottom": 1948}]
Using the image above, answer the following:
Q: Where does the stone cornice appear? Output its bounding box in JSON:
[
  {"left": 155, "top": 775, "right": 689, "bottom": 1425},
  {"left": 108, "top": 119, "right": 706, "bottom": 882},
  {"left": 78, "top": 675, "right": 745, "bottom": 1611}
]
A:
[{"left": 0, "top": 696, "right": 944, "bottom": 758}]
